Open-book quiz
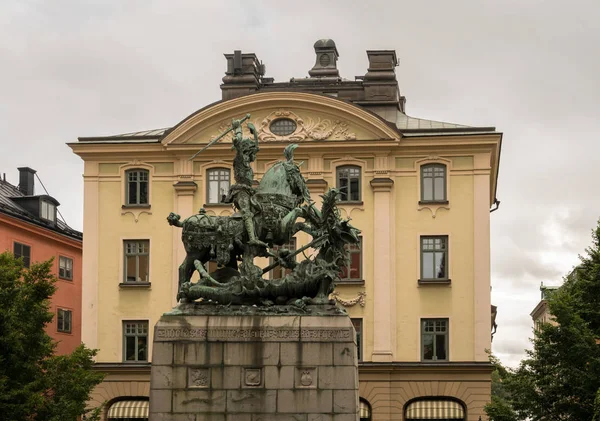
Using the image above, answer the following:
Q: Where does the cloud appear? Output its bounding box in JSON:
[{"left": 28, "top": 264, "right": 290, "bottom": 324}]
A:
[{"left": 1, "top": 0, "right": 599, "bottom": 368}]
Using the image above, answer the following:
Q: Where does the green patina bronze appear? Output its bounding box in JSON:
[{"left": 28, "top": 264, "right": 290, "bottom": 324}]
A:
[{"left": 167, "top": 114, "right": 360, "bottom": 308}]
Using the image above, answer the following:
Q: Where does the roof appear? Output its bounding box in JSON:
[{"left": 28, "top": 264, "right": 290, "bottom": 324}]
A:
[
  {"left": 75, "top": 83, "right": 498, "bottom": 143},
  {"left": 77, "top": 127, "right": 169, "bottom": 142},
  {"left": 77, "top": 111, "right": 496, "bottom": 143},
  {"left": 396, "top": 112, "right": 472, "bottom": 130},
  {"left": 0, "top": 179, "right": 82, "bottom": 241},
  {"left": 395, "top": 111, "right": 496, "bottom": 137},
  {"left": 105, "top": 128, "right": 169, "bottom": 138}
]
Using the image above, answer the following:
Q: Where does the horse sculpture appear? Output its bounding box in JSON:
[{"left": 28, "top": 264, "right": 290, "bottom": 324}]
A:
[
  {"left": 167, "top": 116, "right": 360, "bottom": 306},
  {"left": 167, "top": 145, "right": 309, "bottom": 289}
]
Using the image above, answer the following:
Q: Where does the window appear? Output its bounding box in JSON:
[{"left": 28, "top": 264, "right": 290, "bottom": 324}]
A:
[
  {"left": 40, "top": 201, "right": 56, "bottom": 222},
  {"left": 123, "top": 321, "right": 148, "bottom": 362},
  {"left": 270, "top": 238, "right": 297, "bottom": 280},
  {"left": 359, "top": 398, "right": 372, "bottom": 421},
  {"left": 204, "top": 260, "right": 219, "bottom": 274},
  {"left": 270, "top": 118, "right": 297, "bottom": 136},
  {"left": 339, "top": 237, "right": 362, "bottom": 282},
  {"left": 124, "top": 240, "right": 149, "bottom": 283},
  {"left": 13, "top": 242, "right": 31, "bottom": 268},
  {"left": 420, "top": 236, "right": 448, "bottom": 280},
  {"left": 336, "top": 166, "right": 361, "bottom": 202},
  {"left": 207, "top": 168, "right": 230, "bottom": 204},
  {"left": 422, "top": 318, "right": 449, "bottom": 361},
  {"left": 58, "top": 256, "right": 73, "bottom": 280},
  {"left": 125, "top": 169, "right": 149, "bottom": 206},
  {"left": 351, "top": 318, "right": 363, "bottom": 361},
  {"left": 57, "top": 308, "right": 72, "bottom": 333},
  {"left": 421, "top": 164, "right": 446, "bottom": 202}
]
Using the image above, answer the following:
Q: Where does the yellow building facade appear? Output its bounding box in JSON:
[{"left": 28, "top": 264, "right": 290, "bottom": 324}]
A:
[{"left": 71, "top": 40, "right": 502, "bottom": 421}]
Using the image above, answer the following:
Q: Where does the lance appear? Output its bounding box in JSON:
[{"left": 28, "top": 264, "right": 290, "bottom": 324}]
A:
[
  {"left": 188, "top": 113, "right": 251, "bottom": 161},
  {"left": 262, "top": 234, "right": 327, "bottom": 275}
]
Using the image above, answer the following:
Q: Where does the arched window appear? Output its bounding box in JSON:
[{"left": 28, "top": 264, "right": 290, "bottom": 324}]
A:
[
  {"left": 359, "top": 398, "right": 372, "bottom": 421},
  {"left": 421, "top": 164, "right": 446, "bottom": 202},
  {"left": 405, "top": 398, "right": 465, "bottom": 420},
  {"left": 336, "top": 165, "right": 361, "bottom": 202},
  {"left": 207, "top": 168, "right": 231, "bottom": 204},
  {"left": 125, "top": 169, "right": 149, "bottom": 206}
]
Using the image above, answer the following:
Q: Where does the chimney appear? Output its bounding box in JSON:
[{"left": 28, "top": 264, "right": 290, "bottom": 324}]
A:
[
  {"left": 364, "top": 50, "right": 398, "bottom": 82},
  {"left": 17, "top": 167, "right": 36, "bottom": 196},
  {"left": 221, "top": 51, "right": 264, "bottom": 100},
  {"left": 362, "top": 50, "right": 401, "bottom": 106},
  {"left": 308, "top": 39, "right": 340, "bottom": 78}
]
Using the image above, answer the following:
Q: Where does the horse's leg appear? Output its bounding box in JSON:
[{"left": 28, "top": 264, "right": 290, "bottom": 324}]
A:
[
  {"left": 193, "top": 250, "right": 221, "bottom": 286},
  {"left": 226, "top": 249, "right": 239, "bottom": 271},
  {"left": 178, "top": 252, "right": 198, "bottom": 289}
]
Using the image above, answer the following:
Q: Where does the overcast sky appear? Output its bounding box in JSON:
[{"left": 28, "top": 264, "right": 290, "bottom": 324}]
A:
[{"left": 2, "top": 0, "right": 599, "bottom": 367}]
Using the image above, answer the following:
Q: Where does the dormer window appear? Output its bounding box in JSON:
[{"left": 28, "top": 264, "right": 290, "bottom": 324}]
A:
[{"left": 40, "top": 200, "right": 56, "bottom": 222}]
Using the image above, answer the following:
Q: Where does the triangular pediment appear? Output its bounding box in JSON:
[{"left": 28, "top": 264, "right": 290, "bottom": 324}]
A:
[{"left": 162, "top": 92, "right": 399, "bottom": 146}]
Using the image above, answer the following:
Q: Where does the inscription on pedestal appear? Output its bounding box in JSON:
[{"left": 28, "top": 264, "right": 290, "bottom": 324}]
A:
[{"left": 155, "top": 326, "right": 352, "bottom": 342}]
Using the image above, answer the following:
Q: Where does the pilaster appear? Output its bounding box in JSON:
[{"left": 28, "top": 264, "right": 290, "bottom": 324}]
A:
[
  {"left": 171, "top": 180, "right": 198, "bottom": 307},
  {"left": 82, "top": 163, "right": 99, "bottom": 350},
  {"left": 369, "top": 177, "right": 394, "bottom": 362},
  {"left": 473, "top": 153, "right": 491, "bottom": 360}
]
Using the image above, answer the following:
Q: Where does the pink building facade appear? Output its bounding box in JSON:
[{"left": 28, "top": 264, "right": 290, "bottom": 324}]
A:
[{"left": 0, "top": 168, "right": 82, "bottom": 355}]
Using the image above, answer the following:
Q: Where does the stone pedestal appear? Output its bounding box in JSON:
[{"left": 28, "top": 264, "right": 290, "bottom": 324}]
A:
[{"left": 149, "top": 306, "right": 359, "bottom": 421}]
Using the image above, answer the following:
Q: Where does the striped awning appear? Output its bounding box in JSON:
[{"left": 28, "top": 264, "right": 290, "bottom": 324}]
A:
[
  {"left": 107, "top": 400, "right": 149, "bottom": 419},
  {"left": 406, "top": 399, "right": 464, "bottom": 419}
]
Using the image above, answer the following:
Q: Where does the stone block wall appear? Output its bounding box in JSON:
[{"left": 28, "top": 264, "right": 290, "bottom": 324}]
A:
[{"left": 149, "top": 312, "right": 359, "bottom": 421}]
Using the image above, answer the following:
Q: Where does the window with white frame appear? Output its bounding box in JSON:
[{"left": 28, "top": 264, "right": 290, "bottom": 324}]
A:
[
  {"left": 57, "top": 308, "right": 72, "bottom": 333},
  {"left": 124, "top": 240, "right": 149, "bottom": 283},
  {"left": 207, "top": 168, "right": 230, "bottom": 204},
  {"left": 58, "top": 256, "right": 73, "bottom": 280},
  {"left": 40, "top": 200, "right": 56, "bottom": 222}
]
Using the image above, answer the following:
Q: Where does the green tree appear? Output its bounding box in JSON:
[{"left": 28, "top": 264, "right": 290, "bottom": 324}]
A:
[
  {"left": 485, "top": 353, "right": 519, "bottom": 421},
  {"left": 0, "top": 252, "right": 104, "bottom": 420},
  {"left": 501, "top": 221, "right": 600, "bottom": 420}
]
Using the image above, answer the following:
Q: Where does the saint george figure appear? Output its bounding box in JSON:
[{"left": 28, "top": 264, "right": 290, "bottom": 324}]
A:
[{"left": 223, "top": 117, "right": 268, "bottom": 248}]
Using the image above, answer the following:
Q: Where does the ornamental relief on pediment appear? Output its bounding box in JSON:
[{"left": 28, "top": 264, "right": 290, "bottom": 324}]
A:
[{"left": 208, "top": 109, "right": 357, "bottom": 143}]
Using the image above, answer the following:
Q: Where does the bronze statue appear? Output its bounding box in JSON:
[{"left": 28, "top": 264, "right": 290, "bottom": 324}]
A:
[
  {"left": 224, "top": 117, "right": 266, "bottom": 248},
  {"left": 169, "top": 114, "right": 360, "bottom": 307}
]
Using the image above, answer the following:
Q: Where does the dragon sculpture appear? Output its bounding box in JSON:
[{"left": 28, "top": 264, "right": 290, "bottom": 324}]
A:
[{"left": 167, "top": 115, "right": 360, "bottom": 307}]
